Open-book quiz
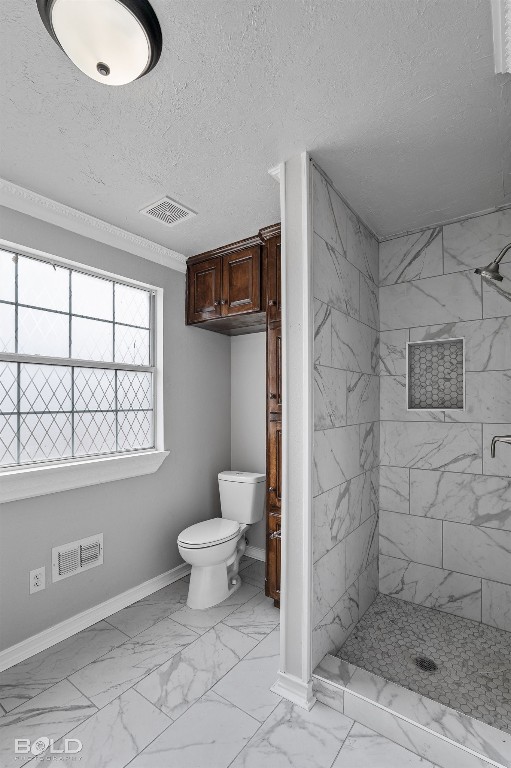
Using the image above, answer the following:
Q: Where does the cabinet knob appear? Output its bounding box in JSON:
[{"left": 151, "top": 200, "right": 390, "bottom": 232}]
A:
[
  {"left": 268, "top": 487, "right": 276, "bottom": 493},
  {"left": 270, "top": 530, "right": 282, "bottom": 540},
  {"left": 269, "top": 393, "right": 276, "bottom": 399},
  {"left": 268, "top": 300, "right": 276, "bottom": 306},
  {"left": 214, "top": 300, "right": 220, "bottom": 306}
]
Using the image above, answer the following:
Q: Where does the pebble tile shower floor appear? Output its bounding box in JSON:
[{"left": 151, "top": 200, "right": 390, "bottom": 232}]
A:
[{"left": 337, "top": 593, "right": 511, "bottom": 733}]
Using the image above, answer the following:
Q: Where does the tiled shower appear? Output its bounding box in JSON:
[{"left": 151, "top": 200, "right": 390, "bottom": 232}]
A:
[
  {"left": 311, "top": 159, "right": 511, "bottom": 742},
  {"left": 379, "top": 211, "right": 511, "bottom": 629},
  {"left": 311, "top": 164, "right": 380, "bottom": 671}
]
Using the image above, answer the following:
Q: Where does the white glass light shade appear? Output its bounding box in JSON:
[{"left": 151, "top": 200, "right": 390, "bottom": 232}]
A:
[{"left": 48, "top": 0, "right": 154, "bottom": 86}]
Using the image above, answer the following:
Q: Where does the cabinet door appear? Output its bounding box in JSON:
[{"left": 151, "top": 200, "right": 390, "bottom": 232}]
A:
[
  {"left": 266, "top": 510, "right": 281, "bottom": 603},
  {"left": 266, "top": 236, "right": 281, "bottom": 323},
  {"left": 267, "top": 322, "right": 282, "bottom": 416},
  {"left": 187, "top": 258, "right": 222, "bottom": 324},
  {"left": 267, "top": 416, "right": 282, "bottom": 510},
  {"left": 221, "top": 245, "right": 261, "bottom": 317}
]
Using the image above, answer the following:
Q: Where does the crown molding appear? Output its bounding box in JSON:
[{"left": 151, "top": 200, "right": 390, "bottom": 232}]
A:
[
  {"left": 0, "top": 178, "right": 187, "bottom": 273},
  {"left": 268, "top": 164, "right": 281, "bottom": 183},
  {"left": 259, "top": 222, "right": 281, "bottom": 240}
]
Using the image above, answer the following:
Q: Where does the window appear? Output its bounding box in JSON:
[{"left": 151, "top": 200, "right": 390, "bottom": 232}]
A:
[{"left": 0, "top": 248, "right": 155, "bottom": 468}]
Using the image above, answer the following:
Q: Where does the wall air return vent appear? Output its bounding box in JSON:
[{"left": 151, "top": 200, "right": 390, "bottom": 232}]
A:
[
  {"left": 52, "top": 533, "right": 103, "bottom": 582},
  {"left": 140, "top": 197, "right": 196, "bottom": 228}
]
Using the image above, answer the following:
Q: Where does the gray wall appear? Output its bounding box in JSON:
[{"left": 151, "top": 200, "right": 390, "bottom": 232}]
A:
[
  {"left": 230, "top": 332, "right": 266, "bottom": 550},
  {"left": 0, "top": 207, "right": 231, "bottom": 651},
  {"left": 311, "top": 164, "right": 379, "bottom": 669},
  {"left": 379, "top": 208, "right": 511, "bottom": 630}
]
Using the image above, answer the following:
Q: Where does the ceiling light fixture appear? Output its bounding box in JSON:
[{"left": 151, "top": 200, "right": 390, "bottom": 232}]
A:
[{"left": 37, "top": 0, "right": 162, "bottom": 86}]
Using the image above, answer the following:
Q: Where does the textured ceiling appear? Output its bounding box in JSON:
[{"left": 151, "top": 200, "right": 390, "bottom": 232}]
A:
[{"left": 1, "top": 0, "right": 510, "bottom": 256}]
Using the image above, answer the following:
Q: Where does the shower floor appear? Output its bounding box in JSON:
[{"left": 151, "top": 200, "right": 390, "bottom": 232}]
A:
[{"left": 337, "top": 594, "right": 511, "bottom": 733}]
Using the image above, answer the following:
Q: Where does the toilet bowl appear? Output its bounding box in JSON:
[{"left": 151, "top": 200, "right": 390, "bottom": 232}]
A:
[{"left": 178, "top": 471, "right": 265, "bottom": 610}]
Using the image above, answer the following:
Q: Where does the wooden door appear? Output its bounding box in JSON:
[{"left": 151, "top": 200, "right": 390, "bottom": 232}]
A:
[
  {"left": 221, "top": 246, "right": 261, "bottom": 317},
  {"left": 264, "top": 229, "right": 282, "bottom": 605},
  {"left": 266, "top": 510, "right": 281, "bottom": 603},
  {"left": 267, "top": 322, "right": 282, "bottom": 416},
  {"left": 267, "top": 415, "right": 282, "bottom": 510},
  {"left": 187, "top": 258, "right": 222, "bottom": 324},
  {"left": 266, "top": 236, "right": 281, "bottom": 323}
]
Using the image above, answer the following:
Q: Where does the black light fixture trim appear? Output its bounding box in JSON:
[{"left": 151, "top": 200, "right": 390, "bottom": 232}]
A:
[{"left": 36, "top": 0, "right": 162, "bottom": 80}]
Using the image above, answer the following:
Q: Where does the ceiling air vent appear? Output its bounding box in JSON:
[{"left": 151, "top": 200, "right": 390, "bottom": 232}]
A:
[
  {"left": 140, "top": 196, "right": 196, "bottom": 228},
  {"left": 52, "top": 534, "right": 103, "bottom": 582}
]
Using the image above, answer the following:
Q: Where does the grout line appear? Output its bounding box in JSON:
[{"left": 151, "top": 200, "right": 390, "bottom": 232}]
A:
[
  {"left": 311, "top": 160, "right": 379, "bottom": 242},
  {"left": 316, "top": 293, "right": 379, "bottom": 333},
  {"left": 100, "top": 617, "right": 132, "bottom": 638},
  {"left": 378, "top": 203, "right": 511, "bottom": 244},
  {"left": 65, "top": 676, "right": 98, "bottom": 710},
  {"left": 441, "top": 519, "right": 444, "bottom": 569},
  {"left": 3, "top": 578, "right": 263, "bottom": 724},
  {"left": 131, "top": 684, "right": 175, "bottom": 720},
  {"left": 381, "top": 308, "right": 511, "bottom": 333},
  {"left": 13, "top": 677, "right": 171, "bottom": 768},
  {"left": 116, "top": 698, "right": 176, "bottom": 768},
  {"left": 130, "top": 623, "right": 281, "bottom": 766},
  {"left": 441, "top": 226, "right": 445, "bottom": 276},
  {"left": 66, "top": 617, "right": 274, "bottom": 759},
  {"left": 1, "top": 623, "right": 138, "bottom": 717},
  {"left": 211, "top": 688, "right": 265, "bottom": 725},
  {"left": 327, "top": 719, "right": 357, "bottom": 768},
  {"left": 381, "top": 551, "right": 511, "bottom": 589},
  {"left": 224, "top": 712, "right": 273, "bottom": 768}
]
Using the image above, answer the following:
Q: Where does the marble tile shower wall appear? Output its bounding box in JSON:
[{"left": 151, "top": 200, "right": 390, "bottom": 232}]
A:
[
  {"left": 311, "top": 166, "right": 379, "bottom": 669},
  {"left": 379, "top": 208, "right": 511, "bottom": 631}
]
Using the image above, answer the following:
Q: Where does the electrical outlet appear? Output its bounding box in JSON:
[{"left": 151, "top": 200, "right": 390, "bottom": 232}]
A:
[{"left": 30, "top": 567, "right": 46, "bottom": 594}]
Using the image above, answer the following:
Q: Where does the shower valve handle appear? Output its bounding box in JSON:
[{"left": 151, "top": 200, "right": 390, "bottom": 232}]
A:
[{"left": 490, "top": 435, "right": 511, "bottom": 458}]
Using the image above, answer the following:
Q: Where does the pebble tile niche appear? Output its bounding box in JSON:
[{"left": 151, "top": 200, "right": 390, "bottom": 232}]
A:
[{"left": 407, "top": 339, "right": 464, "bottom": 410}]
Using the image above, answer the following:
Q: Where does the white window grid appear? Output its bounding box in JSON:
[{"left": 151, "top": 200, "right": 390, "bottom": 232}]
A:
[{"left": 0, "top": 249, "right": 156, "bottom": 467}]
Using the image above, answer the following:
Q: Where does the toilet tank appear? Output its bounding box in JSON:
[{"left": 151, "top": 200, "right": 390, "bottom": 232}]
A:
[{"left": 218, "top": 471, "right": 266, "bottom": 523}]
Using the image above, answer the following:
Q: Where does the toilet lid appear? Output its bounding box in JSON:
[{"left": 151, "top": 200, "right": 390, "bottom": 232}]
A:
[{"left": 178, "top": 518, "right": 240, "bottom": 548}]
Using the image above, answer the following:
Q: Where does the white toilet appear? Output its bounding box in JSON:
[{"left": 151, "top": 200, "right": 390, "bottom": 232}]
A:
[{"left": 178, "top": 471, "right": 265, "bottom": 609}]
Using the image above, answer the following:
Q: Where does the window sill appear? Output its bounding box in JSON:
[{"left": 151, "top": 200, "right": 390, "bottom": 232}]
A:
[{"left": 0, "top": 450, "right": 169, "bottom": 504}]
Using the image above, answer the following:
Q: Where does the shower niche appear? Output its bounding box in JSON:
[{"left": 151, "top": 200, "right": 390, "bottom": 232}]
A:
[{"left": 406, "top": 338, "right": 465, "bottom": 410}]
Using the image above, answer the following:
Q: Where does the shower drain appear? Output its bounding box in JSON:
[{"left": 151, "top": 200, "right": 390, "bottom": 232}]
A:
[{"left": 414, "top": 655, "right": 438, "bottom": 672}]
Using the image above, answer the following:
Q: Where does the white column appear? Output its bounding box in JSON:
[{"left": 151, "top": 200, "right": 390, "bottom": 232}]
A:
[{"left": 271, "top": 152, "right": 315, "bottom": 710}]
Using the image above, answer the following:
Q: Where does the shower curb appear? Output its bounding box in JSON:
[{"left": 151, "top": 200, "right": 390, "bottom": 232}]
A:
[{"left": 313, "top": 654, "right": 510, "bottom": 768}]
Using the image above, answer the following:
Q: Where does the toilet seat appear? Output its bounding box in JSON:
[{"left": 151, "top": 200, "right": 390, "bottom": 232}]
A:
[{"left": 178, "top": 518, "right": 240, "bottom": 549}]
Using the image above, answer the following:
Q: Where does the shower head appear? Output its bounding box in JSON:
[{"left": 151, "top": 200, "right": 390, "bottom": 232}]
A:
[
  {"left": 474, "top": 261, "right": 504, "bottom": 281},
  {"left": 474, "top": 242, "right": 511, "bottom": 282}
]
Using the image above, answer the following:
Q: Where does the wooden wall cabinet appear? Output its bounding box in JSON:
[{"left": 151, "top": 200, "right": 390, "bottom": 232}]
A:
[
  {"left": 222, "top": 246, "right": 261, "bottom": 317},
  {"left": 186, "top": 237, "right": 264, "bottom": 334},
  {"left": 187, "top": 257, "right": 222, "bottom": 323}
]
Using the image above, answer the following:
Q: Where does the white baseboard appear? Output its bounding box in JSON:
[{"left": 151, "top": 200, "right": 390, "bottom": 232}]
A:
[
  {"left": 0, "top": 562, "right": 191, "bottom": 673},
  {"left": 271, "top": 671, "right": 316, "bottom": 711},
  {"left": 245, "top": 545, "right": 266, "bottom": 561}
]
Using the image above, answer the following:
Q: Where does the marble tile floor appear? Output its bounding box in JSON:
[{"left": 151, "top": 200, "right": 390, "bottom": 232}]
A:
[
  {"left": 0, "top": 558, "right": 439, "bottom": 768},
  {"left": 337, "top": 593, "right": 511, "bottom": 732}
]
